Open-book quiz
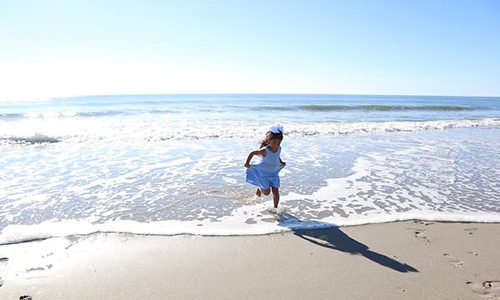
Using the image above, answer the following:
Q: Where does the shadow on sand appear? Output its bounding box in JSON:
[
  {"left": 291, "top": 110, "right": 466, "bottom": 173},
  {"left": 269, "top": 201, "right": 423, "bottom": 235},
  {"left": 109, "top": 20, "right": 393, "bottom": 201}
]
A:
[{"left": 278, "top": 213, "right": 418, "bottom": 273}]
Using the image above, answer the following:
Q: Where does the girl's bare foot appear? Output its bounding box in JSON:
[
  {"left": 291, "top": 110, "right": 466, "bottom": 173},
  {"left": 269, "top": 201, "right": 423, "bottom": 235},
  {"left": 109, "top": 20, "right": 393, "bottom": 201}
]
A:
[{"left": 255, "top": 188, "right": 262, "bottom": 197}]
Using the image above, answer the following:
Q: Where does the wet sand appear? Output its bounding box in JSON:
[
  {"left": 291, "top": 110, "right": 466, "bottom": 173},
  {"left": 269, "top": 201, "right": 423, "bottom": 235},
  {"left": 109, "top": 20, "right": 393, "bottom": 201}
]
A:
[{"left": 1, "top": 220, "right": 499, "bottom": 300}]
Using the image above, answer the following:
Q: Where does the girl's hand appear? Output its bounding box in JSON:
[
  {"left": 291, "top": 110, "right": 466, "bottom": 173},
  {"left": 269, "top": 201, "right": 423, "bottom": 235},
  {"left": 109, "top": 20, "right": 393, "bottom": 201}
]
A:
[
  {"left": 244, "top": 162, "right": 250, "bottom": 168},
  {"left": 281, "top": 161, "right": 286, "bottom": 167}
]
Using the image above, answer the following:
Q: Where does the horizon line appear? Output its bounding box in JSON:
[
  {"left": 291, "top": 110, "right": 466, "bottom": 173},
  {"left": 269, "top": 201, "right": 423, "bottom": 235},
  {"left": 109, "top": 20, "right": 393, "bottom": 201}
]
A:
[{"left": 1, "top": 92, "right": 499, "bottom": 102}]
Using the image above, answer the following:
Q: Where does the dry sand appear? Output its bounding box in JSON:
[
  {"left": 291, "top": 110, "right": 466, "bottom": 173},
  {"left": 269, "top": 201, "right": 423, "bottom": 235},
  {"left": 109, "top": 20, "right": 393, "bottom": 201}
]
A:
[{"left": 1, "top": 220, "right": 499, "bottom": 300}]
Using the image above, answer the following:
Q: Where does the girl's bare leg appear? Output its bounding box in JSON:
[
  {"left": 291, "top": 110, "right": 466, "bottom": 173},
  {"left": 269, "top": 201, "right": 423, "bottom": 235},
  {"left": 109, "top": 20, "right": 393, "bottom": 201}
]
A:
[
  {"left": 271, "top": 187, "right": 280, "bottom": 208},
  {"left": 255, "top": 188, "right": 262, "bottom": 197}
]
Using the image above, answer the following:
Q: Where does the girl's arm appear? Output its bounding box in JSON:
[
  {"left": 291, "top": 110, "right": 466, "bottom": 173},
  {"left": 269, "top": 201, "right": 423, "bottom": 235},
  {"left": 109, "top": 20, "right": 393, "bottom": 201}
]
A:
[
  {"left": 244, "top": 149, "right": 266, "bottom": 168},
  {"left": 280, "top": 157, "right": 286, "bottom": 166}
]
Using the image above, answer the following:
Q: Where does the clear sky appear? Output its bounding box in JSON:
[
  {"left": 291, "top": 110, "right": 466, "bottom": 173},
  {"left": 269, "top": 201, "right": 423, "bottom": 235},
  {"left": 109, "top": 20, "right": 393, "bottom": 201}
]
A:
[{"left": 1, "top": 0, "right": 499, "bottom": 100}]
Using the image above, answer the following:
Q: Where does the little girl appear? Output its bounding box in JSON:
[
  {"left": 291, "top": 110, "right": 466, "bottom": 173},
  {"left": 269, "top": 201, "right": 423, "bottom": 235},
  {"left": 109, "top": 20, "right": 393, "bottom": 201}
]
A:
[{"left": 244, "top": 124, "right": 286, "bottom": 209}]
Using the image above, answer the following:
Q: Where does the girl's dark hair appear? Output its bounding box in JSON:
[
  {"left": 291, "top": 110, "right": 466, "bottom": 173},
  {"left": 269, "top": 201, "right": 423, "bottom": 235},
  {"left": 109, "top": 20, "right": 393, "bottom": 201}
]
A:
[{"left": 260, "top": 131, "right": 284, "bottom": 148}]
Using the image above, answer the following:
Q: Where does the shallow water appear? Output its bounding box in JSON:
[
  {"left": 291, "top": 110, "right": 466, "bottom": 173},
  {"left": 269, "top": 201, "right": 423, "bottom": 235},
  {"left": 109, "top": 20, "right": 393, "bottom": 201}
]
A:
[{"left": 1, "top": 94, "right": 499, "bottom": 243}]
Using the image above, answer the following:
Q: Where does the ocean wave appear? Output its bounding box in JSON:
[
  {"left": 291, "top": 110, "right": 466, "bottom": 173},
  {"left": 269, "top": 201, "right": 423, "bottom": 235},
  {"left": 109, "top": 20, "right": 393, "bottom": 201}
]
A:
[
  {"left": 1, "top": 119, "right": 498, "bottom": 145},
  {"left": 255, "top": 104, "right": 482, "bottom": 112},
  {"left": 1, "top": 134, "right": 60, "bottom": 145},
  {"left": 2, "top": 211, "right": 500, "bottom": 244},
  {"left": 0, "top": 109, "right": 179, "bottom": 120},
  {"left": 149, "top": 118, "right": 500, "bottom": 141},
  {"left": 285, "top": 118, "right": 500, "bottom": 136},
  {"left": 300, "top": 104, "right": 476, "bottom": 111},
  {"left": 4, "top": 105, "right": 483, "bottom": 120}
]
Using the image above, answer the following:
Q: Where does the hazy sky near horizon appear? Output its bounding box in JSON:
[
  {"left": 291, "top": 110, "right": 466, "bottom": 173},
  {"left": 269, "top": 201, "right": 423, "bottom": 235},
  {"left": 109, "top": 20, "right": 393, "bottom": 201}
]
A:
[{"left": 1, "top": 0, "right": 499, "bottom": 100}]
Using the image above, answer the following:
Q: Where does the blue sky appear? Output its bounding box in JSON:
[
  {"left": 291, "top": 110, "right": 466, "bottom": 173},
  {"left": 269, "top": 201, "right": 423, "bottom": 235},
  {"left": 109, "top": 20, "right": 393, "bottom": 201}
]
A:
[{"left": 0, "top": 0, "right": 499, "bottom": 99}]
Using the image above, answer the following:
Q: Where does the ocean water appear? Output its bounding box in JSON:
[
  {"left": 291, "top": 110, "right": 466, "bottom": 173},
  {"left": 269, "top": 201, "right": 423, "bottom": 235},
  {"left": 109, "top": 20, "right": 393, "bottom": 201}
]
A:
[{"left": 0, "top": 94, "right": 499, "bottom": 243}]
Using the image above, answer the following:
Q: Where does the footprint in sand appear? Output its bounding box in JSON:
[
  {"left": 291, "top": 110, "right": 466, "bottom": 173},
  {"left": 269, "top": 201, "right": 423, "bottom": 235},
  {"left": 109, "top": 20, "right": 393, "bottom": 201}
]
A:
[
  {"left": 443, "top": 253, "right": 465, "bottom": 268},
  {"left": 464, "top": 228, "right": 479, "bottom": 235},
  {"left": 449, "top": 258, "right": 465, "bottom": 268},
  {"left": 467, "top": 280, "right": 500, "bottom": 297},
  {"left": 407, "top": 228, "right": 431, "bottom": 243}
]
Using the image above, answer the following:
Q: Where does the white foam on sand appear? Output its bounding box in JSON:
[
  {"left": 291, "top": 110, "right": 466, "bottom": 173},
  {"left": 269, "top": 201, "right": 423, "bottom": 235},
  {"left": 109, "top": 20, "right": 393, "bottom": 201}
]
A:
[{"left": 1, "top": 198, "right": 500, "bottom": 246}]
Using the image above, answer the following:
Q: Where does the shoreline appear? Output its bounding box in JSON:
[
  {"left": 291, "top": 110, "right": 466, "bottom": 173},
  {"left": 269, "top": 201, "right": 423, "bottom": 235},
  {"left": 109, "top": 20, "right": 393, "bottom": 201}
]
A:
[{"left": 1, "top": 220, "right": 500, "bottom": 299}]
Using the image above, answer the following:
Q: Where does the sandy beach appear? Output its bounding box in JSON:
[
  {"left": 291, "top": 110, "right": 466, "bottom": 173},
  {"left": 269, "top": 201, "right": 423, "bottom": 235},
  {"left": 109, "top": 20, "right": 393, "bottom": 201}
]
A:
[{"left": 1, "top": 220, "right": 499, "bottom": 300}]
